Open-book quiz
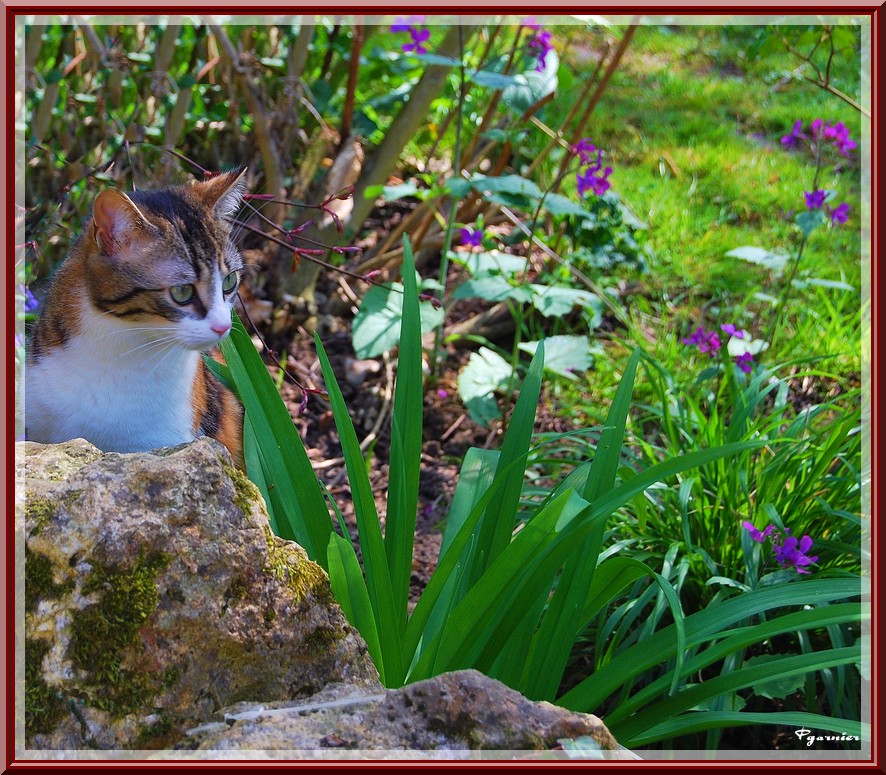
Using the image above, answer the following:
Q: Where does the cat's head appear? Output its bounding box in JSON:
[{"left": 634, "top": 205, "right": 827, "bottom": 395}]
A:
[{"left": 85, "top": 167, "right": 247, "bottom": 351}]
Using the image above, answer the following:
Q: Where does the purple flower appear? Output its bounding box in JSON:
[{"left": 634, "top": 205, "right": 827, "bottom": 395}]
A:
[
  {"left": 437, "top": 389, "right": 449, "bottom": 399},
  {"left": 823, "top": 121, "right": 857, "bottom": 157},
  {"left": 743, "top": 521, "right": 775, "bottom": 543},
  {"left": 20, "top": 285, "right": 39, "bottom": 313},
  {"left": 780, "top": 119, "right": 806, "bottom": 148},
  {"left": 720, "top": 323, "right": 746, "bottom": 338},
  {"left": 827, "top": 202, "right": 850, "bottom": 225},
  {"left": 391, "top": 15, "right": 425, "bottom": 32},
  {"left": 403, "top": 27, "right": 430, "bottom": 55},
  {"left": 459, "top": 227, "right": 484, "bottom": 248},
  {"left": 734, "top": 351, "right": 755, "bottom": 374},
  {"left": 576, "top": 165, "right": 612, "bottom": 198},
  {"left": 528, "top": 28, "right": 553, "bottom": 71},
  {"left": 774, "top": 534, "right": 819, "bottom": 574},
  {"left": 521, "top": 16, "right": 541, "bottom": 30},
  {"left": 682, "top": 325, "right": 721, "bottom": 355},
  {"left": 804, "top": 189, "right": 828, "bottom": 210},
  {"left": 810, "top": 118, "right": 825, "bottom": 140},
  {"left": 572, "top": 138, "right": 597, "bottom": 165}
]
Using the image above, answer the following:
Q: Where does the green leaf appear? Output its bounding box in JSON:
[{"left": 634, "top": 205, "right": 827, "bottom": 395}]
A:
[
  {"left": 795, "top": 208, "right": 828, "bottom": 238},
  {"left": 384, "top": 235, "right": 425, "bottom": 647},
  {"left": 540, "top": 192, "right": 597, "bottom": 220},
  {"left": 528, "top": 286, "right": 600, "bottom": 318},
  {"left": 465, "top": 174, "right": 544, "bottom": 199},
  {"left": 451, "top": 250, "right": 526, "bottom": 277},
  {"left": 744, "top": 653, "right": 806, "bottom": 699},
  {"left": 502, "top": 51, "right": 559, "bottom": 115},
  {"left": 326, "top": 533, "right": 384, "bottom": 682},
  {"left": 457, "top": 348, "right": 513, "bottom": 425},
  {"left": 451, "top": 276, "right": 533, "bottom": 303},
  {"left": 364, "top": 181, "right": 422, "bottom": 200},
  {"left": 414, "top": 52, "right": 461, "bottom": 67},
  {"left": 219, "top": 316, "right": 333, "bottom": 565},
  {"left": 470, "top": 70, "right": 518, "bottom": 90},
  {"left": 352, "top": 280, "right": 443, "bottom": 358},
  {"left": 518, "top": 336, "right": 594, "bottom": 380},
  {"left": 725, "top": 245, "right": 791, "bottom": 273},
  {"left": 315, "top": 333, "right": 404, "bottom": 684}
]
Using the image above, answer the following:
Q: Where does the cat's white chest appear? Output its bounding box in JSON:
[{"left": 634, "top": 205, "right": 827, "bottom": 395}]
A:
[{"left": 25, "top": 307, "right": 201, "bottom": 454}]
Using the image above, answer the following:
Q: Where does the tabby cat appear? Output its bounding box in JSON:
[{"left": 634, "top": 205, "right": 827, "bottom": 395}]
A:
[{"left": 25, "top": 168, "right": 247, "bottom": 466}]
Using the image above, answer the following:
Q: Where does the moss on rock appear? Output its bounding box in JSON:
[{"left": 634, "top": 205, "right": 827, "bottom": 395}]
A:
[{"left": 67, "top": 550, "right": 172, "bottom": 717}]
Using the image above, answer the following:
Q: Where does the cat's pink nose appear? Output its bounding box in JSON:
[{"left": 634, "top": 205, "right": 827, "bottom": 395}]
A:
[{"left": 212, "top": 322, "right": 231, "bottom": 337}]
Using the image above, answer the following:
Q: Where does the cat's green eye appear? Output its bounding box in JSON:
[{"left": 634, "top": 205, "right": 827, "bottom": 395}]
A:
[
  {"left": 170, "top": 284, "right": 195, "bottom": 304},
  {"left": 222, "top": 271, "right": 239, "bottom": 294}
]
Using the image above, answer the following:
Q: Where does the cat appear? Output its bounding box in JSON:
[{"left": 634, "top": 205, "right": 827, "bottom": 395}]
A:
[{"left": 25, "top": 168, "right": 247, "bottom": 467}]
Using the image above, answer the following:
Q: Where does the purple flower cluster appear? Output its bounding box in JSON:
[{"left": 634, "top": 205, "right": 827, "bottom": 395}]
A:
[
  {"left": 781, "top": 118, "right": 857, "bottom": 158},
  {"left": 392, "top": 16, "right": 429, "bottom": 55},
  {"left": 781, "top": 118, "right": 854, "bottom": 227},
  {"left": 804, "top": 188, "right": 851, "bottom": 226},
  {"left": 810, "top": 118, "right": 857, "bottom": 157},
  {"left": 743, "top": 521, "right": 819, "bottom": 574},
  {"left": 682, "top": 323, "right": 755, "bottom": 373},
  {"left": 572, "top": 138, "right": 613, "bottom": 198}
]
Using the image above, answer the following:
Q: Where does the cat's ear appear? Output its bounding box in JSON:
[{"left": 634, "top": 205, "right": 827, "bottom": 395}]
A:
[
  {"left": 92, "top": 189, "right": 151, "bottom": 258},
  {"left": 197, "top": 166, "right": 248, "bottom": 219}
]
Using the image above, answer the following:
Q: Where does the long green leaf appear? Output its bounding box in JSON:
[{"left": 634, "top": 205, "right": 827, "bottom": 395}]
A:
[
  {"left": 613, "top": 646, "right": 860, "bottom": 744},
  {"left": 421, "top": 489, "right": 596, "bottom": 676},
  {"left": 468, "top": 341, "right": 545, "bottom": 584},
  {"left": 628, "top": 711, "right": 867, "bottom": 748},
  {"left": 385, "top": 235, "right": 424, "bottom": 627},
  {"left": 314, "top": 335, "right": 404, "bottom": 684},
  {"left": 220, "top": 316, "right": 332, "bottom": 565},
  {"left": 606, "top": 602, "right": 865, "bottom": 726},
  {"left": 558, "top": 577, "right": 862, "bottom": 712},
  {"left": 326, "top": 532, "right": 384, "bottom": 683}
]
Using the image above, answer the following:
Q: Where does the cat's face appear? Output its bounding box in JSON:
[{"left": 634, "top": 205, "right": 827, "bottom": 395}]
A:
[{"left": 85, "top": 168, "right": 247, "bottom": 352}]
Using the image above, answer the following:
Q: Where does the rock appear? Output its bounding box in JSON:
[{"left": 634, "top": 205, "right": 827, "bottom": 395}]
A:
[
  {"left": 177, "top": 670, "right": 629, "bottom": 758},
  {"left": 18, "top": 438, "right": 379, "bottom": 751}
]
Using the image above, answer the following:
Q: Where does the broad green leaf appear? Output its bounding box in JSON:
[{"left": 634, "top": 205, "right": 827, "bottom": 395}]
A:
[
  {"left": 451, "top": 250, "right": 526, "bottom": 277},
  {"left": 464, "top": 174, "right": 544, "bottom": 199},
  {"left": 540, "top": 192, "right": 597, "bottom": 220},
  {"left": 528, "top": 286, "right": 600, "bottom": 318},
  {"left": 725, "top": 245, "right": 791, "bottom": 273},
  {"left": 502, "top": 50, "right": 559, "bottom": 114},
  {"left": 469, "top": 70, "right": 518, "bottom": 90},
  {"left": 457, "top": 347, "right": 512, "bottom": 403},
  {"left": 518, "top": 335, "right": 594, "bottom": 380},
  {"left": 364, "top": 181, "right": 422, "bottom": 200},
  {"left": 451, "top": 276, "right": 533, "bottom": 303},
  {"left": 744, "top": 653, "right": 806, "bottom": 699},
  {"left": 352, "top": 280, "right": 443, "bottom": 358},
  {"left": 795, "top": 207, "right": 828, "bottom": 238}
]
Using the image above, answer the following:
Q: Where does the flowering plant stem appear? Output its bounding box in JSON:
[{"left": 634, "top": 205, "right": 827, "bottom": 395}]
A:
[{"left": 431, "top": 26, "right": 467, "bottom": 378}]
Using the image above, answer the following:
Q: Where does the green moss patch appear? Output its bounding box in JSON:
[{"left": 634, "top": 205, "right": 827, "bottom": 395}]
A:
[
  {"left": 25, "top": 638, "right": 67, "bottom": 741},
  {"left": 24, "top": 547, "right": 74, "bottom": 614},
  {"left": 68, "top": 550, "right": 173, "bottom": 717}
]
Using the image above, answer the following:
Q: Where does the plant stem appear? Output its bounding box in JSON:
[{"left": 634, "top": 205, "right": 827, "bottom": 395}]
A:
[{"left": 431, "top": 26, "right": 466, "bottom": 378}]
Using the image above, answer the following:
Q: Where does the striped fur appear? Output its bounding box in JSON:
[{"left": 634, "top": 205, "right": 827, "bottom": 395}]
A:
[{"left": 25, "top": 169, "right": 247, "bottom": 467}]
